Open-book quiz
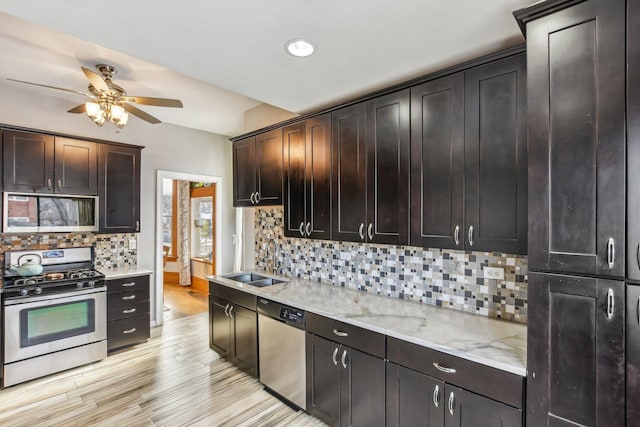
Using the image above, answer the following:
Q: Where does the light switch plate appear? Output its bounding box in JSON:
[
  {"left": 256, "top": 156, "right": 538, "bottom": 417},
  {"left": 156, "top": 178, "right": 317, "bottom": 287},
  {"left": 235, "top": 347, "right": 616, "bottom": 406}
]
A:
[
  {"left": 484, "top": 266, "right": 504, "bottom": 280},
  {"left": 129, "top": 238, "right": 137, "bottom": 250}
]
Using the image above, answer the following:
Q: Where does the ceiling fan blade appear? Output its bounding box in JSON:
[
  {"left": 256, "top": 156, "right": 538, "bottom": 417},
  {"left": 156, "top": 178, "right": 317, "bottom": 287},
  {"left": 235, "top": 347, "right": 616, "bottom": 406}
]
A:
[
  {"left": 67, "top": 104, "right": 86, "bottom": 114},
  {"left": 122, "top": 103, "right": 161, "bottom": 124},
  {"left": 7, "top": 78, "right": 94, "bottom": 97},
  {"left": 81, "top": 67, "right": 110, "bottom": 93},
  {"left": 121, "top": 96, "right": 183, "bottom": 108}
]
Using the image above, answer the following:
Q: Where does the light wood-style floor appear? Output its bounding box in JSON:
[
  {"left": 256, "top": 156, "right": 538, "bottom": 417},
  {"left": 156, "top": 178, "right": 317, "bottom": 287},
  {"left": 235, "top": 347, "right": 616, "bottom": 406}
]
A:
[
  {"left": 0, "top": 313, "right": 324, "bottom": 427},
  {"left": 163, "top": 282, "right": 209, "bottom": 323}
]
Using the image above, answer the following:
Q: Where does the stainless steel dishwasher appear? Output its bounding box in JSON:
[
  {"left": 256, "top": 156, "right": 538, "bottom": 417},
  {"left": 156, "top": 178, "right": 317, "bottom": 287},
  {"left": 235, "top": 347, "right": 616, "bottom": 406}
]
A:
[{"left": 257, "top": 298, "right": 306, "bottom": 409}]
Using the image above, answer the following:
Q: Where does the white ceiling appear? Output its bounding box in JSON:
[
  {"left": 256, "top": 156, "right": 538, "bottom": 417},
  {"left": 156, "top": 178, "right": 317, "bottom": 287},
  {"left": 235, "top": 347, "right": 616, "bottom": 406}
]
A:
[{"left": 0, "top": 0, "right": 530, "bottom": 136}]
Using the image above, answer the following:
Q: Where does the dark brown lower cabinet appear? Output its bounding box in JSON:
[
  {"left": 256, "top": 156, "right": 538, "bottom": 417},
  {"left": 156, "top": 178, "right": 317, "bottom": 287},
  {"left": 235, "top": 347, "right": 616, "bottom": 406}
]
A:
[
  {"left": 306, "top": 333, "right": 385, "bottom": 427},
  {"left": 209, "top": 294, "right": 258, "bottom": 377},
  {"left": 627, "top": 284, "right": 640, "bottom": 426},
  {"left": 386, "top": 363, "right": 520, "bottom": 427},
  {"left": 106, "top": 274, "right": 150, "bottom": 352},
  {"left": 527, "top": 272, "right": 624, "bottom": 427}
]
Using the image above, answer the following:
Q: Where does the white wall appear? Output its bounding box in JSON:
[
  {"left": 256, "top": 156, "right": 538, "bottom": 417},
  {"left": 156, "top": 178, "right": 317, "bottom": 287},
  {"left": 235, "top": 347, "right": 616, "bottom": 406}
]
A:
[{"left": 0, "top": 84, "right": 235, "bottom": 321}]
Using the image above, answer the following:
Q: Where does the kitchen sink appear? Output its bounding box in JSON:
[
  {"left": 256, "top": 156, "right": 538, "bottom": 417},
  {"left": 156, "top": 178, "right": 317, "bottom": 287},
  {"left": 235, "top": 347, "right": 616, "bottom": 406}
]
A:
[{"left": 223, "top": 273, "right": 285, "bottom": 287}]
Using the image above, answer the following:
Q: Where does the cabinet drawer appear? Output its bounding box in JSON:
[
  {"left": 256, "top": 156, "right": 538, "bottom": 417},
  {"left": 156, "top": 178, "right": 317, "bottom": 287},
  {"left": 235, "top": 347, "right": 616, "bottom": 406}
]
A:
[
  {"left": 210, "top": 281, "right": 257, "bottom": 310},
  {"left": 107, "top": 286, "right": 150, "bottom": 309},
  {"left": 387, "top": 336, "right": 523, "bottom": 409},
  {"left": 107, "top": 315, "right": 150, "bottom": 351},
  {"left": 106, "top": 275, "right": 150, "bottom": 294},
  {"left": 108, "top": 300, "right": 150, "bottom": 321},
  {"left": 306, "top": 312, "right": 385, "bottom": 359}
]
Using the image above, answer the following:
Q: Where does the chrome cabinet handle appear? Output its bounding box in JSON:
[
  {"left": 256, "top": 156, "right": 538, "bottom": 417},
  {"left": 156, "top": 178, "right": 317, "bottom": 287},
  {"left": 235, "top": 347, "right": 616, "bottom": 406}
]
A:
[
  {"left": 57, "top": 179, "right": 62, "bottom": 191},
  {"left": 433, "top": 362, "right": 456, "bottom": 374},
  {"left": 122, "top": 282, "right": 136, "bottom": 287},
  {"left": 448, "top": 391, "right": 455, "bottom": 415},
  {"left": 368, "top": 223, "right": 373, "bottom": 240},
  {"left": 224, "top": 304, "right": 230, "bottom": 317},
  {"left": 136, "top": 221, "right": 140, "bottom": 232},
  {"left": 607, "top": 289, "right": 615, "bottom": 320},
  {"left": 332, "top": 347, "right": 339, "bottom": 366},
  {"left": 607, "top": 238, "right": 615, "bottom": 269},
  {"left": 122, "top": 295, "right": 136, "bottom": 300},
  {"left": 358, "top": 223, "right": 365, "bottom": 240},
  {"left": 454, "top": 225, "right": 460, "bottom": 246},
  {"left": 306, "top": 222, "right": 311, "bottom": 236},
  {"left": 123, "top": 328, "right": 137, "bottom": 334},
  {"left": 122, "top": 308, "right": 137, "bottom": 314},
  {"left": 468, "top": 226, "right": 474, "bottom": 246},
  {"left": 228, "top": 305, "right": 234, "bottom": 318},
  {"left": 341, "top": 349, "right": 348, "bottom": 369},
  {"left": 433, "top": 385, "right": 440, "bottom": 408},
  {"left": 333, "top": 329, "right": 348, "bottom": 337},
  {"left": 250, "top": 192, "right": 255, "bottom": 204},
  {"left": 47, "top": 178, "right": 52, "bottom": 190},
  {"left": 299, "top": 222, "right": 305, "bottom": 236},
  {"left": 637, "top": 296, "right": 640, "bottom": 326},
  {"left": 255, "top": 192, "right": 261, "bottom": 204}
]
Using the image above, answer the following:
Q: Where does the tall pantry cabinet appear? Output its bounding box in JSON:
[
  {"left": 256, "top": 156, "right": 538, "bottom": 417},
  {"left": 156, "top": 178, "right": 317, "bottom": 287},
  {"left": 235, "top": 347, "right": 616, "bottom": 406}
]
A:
[{"left": 515, "top": 0, "right": 627, "bottom": 425}]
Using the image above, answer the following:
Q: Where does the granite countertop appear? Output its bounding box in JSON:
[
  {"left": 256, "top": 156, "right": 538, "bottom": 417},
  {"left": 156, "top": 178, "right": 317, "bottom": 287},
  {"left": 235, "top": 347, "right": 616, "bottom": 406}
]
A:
[
  {"left": 209, "top": 271, "right": 527, "bottom": 377},
  {"left": 100, "top": 266, "right": 153, "bottom": 279}
]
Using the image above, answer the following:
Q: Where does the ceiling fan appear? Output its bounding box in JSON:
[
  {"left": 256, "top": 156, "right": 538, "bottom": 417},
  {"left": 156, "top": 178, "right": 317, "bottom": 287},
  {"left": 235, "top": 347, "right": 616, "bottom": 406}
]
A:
[{"left": 7, "top": 64, "right": 183, "bottom": 129}]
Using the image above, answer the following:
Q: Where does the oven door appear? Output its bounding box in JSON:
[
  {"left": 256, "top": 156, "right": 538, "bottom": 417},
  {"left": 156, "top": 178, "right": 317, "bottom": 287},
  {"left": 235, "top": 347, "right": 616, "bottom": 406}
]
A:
[{"left": 4, "top": 288, "right": 106, "bottom": 363}]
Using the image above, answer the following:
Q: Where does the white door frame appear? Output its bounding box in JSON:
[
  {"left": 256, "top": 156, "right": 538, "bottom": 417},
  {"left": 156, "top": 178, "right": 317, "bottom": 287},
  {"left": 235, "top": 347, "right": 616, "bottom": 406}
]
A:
[{"left": 154, "top": 170, "right": 222, "bottom": 326}]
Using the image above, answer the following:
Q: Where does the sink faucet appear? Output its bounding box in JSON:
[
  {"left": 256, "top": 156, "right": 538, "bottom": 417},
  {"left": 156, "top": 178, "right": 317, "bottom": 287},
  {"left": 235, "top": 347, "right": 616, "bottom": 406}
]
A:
[{"left": 267, "top": 240, "right": 280, "bottom": 275}]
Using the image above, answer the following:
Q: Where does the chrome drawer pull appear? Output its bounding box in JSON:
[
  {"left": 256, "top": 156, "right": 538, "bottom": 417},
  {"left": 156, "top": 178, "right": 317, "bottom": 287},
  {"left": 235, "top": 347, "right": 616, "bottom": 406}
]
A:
[
  {"left": 333, "top": 329, "right": 348, "bottom": 337},
  {"left": 123, "top": 328, "right": 137, "bottom": 334},
  {"left": 448, "top": 391, "right": 455, "bottom": 415},
  {"left": 607, "top": 238, "right": 615, "bottom": 269},
  {"left": 607, "top": 288, "right": 615, "bottom": 320},
  {"left": 122, "top": 308, "right": 137, "bottom": 314},
  {"left": 122, "top": 295, "right": 136, "bottom": 300},
  {"left": 122, "top": 282, "right": 136, "bottom": 287},
  {"left": 433, "top": 385, "right": 440, "bottom": 407},
  {"left": 433, "top": 362, "right": 456, "bottom": 374},
  {"left": 332, "top": 347, "right": 339, "bottom": 366},
  {"left": 341, "top": 349, "right": 348, "bottom": 369}
]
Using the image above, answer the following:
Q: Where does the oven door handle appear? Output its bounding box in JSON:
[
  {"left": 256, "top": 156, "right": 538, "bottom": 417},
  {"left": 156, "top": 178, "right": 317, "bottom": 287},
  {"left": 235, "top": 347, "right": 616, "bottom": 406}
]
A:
[{"left": 3, "top": 287, "right": 106, "bottom": 306}]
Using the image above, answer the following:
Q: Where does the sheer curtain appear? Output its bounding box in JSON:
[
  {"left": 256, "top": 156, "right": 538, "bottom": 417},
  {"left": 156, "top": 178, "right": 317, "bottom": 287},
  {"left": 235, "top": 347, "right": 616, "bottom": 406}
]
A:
[{"left": 177, "top": 180, "right": 191, "bottom": 286}]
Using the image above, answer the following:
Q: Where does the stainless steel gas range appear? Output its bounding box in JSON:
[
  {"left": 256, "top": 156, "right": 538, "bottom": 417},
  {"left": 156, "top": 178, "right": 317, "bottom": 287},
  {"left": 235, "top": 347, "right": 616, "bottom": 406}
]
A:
[{"left": 2, "top": 247, "right": 107, "bottom": 387}]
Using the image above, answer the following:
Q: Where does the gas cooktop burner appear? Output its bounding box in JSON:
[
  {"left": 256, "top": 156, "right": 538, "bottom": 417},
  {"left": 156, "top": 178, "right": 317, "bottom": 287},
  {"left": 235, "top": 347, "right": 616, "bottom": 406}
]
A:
[{"left": 9, "top": 269, "right": 104, "bottom": 287}]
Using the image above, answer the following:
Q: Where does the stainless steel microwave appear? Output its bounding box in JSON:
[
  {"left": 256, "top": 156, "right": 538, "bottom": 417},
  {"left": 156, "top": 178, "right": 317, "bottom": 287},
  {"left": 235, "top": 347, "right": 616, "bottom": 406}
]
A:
[{"left": 3, "top": 192, "right": 99, "bottom": 233}]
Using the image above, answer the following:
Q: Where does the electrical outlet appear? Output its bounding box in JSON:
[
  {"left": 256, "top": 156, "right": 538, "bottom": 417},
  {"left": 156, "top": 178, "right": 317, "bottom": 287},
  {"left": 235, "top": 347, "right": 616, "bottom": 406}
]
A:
[
  {"left": 128, "top": 238, "right": 137, "bottom": 250},
  {"left": 484, "top": 266, "right": 504, "bottom": 280}
]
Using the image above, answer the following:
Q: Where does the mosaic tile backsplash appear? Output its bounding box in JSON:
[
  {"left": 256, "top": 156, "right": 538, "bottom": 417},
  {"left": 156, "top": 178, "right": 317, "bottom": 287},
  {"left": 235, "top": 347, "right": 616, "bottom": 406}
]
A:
[
  {"left": 255, "top": 208, "right": 528, "bottom": 323},
  {"left": 0, "top": 233, "right": 137, "bottom": 279}
]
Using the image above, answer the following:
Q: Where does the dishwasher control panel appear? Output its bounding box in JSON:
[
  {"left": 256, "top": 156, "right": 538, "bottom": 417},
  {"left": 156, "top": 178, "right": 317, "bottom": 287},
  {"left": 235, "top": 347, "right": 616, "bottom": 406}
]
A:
[
  {"left": 259, "top": 298, "right": 305, "bottom": 329},
  {"left": 280, "top": 307, "right": 304, "bottom": 325}
]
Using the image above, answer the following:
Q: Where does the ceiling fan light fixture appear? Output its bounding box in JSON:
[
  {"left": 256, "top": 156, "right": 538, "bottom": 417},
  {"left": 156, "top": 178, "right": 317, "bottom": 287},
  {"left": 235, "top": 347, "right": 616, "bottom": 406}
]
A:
[
  {"left": 285, "top": 39, "right": 315, "bottom": 57},
  {"left": 110, "top": 104, "right": 128, "bottom": 128},
  {"left": 85, "top": 101, "right": 105, "bottom": 126}
]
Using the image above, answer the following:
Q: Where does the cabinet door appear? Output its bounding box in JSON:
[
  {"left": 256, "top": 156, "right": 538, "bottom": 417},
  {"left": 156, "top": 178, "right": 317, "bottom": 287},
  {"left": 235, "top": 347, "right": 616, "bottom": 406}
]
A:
[
  {"left": 210, "top": 296, "right": 232, "bottom": 357},
  {"left": 306, "top": 333, "right": 341, "bottom": 427},
  {"left": 627, "top": 284, "right": 640, "bottom": 426},
  {"left": 365, "top": 90, "right": 410, "bottom": 246},
  {"left": 98, "top": 144, "right": 141, "bottom": 233},
  {"left": 628, "top": 0, "right": 640, "bottom": 281},
  {"left": 306, "top": 113, "right": 332, "bottom": 240},
  {"left": 527, "top": 272, "right": 624, "bottom": 427},
  {"left": 332, "top": 103, "right": 367, "bottom": 243},
  {"left": 444, "top": 384, "right": 521, "bottom": 427},
  {"left": 283, "top": 122, "right": 307, "bottom": 237},
  {"left": 464, "top": 54, "right": 527, "bottom": 255},
  {"left": 54, "top": 137, "right": 97, "bottom": 195},
  {"left": 3, "top": 130, "right": 54, "bottom": 192},
  {"left": 410, "top": 73, "right": 464, "bottom": 250},
  {"left": 386, "top": 363, "right": 445, "bottom": 427},
  {"left": 527, "top": 0, "right": 625, "bottom": 275},
  {"left": 231, "top": 304, "right": 258, "bottom": 377},
  {"left": 233, "top": 136, "right": 256, "bottom": 207},
  {"left": 340, "top": 346, "right": 385, "bottom": 427},
  {"left": 255, "top": 128, "right": 283, "bottom": 205}
]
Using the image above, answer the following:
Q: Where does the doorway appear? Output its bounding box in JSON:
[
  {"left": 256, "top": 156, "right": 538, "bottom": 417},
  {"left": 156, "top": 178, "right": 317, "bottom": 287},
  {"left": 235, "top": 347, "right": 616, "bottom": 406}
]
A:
[{"left": 155, "top": 171, "right": 222, "bottom": 326}]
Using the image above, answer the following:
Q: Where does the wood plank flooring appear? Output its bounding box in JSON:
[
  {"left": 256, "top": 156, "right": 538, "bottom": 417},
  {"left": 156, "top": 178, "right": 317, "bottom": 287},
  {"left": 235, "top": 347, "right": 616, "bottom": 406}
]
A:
[
  {"left": 0, "top": 313, "right": 325, "bottom": 427},
  {"left": 163, "top": 282, "right": 209, "bottom": 322}
]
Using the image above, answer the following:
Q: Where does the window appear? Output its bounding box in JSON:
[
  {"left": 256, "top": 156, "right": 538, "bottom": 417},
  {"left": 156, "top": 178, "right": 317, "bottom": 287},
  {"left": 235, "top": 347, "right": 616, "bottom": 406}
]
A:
[
  {"left": 162, "top": 179, "right": 178, "bottom": 260},
  {"left": 191, "top": 197, "right": 213, "bottom": 259}
]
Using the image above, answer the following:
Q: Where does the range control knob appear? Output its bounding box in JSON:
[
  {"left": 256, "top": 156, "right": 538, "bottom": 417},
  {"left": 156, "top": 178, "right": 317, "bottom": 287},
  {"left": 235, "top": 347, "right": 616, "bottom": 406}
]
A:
[
  {"left": 76, "top": 283, "right": 84, "bottom": 289},
  {"left": 34, "top": 287, "right": 42, "bottom": 295},
  {"left": 19, "top": 288, "right": 29, "bottom": 297}
]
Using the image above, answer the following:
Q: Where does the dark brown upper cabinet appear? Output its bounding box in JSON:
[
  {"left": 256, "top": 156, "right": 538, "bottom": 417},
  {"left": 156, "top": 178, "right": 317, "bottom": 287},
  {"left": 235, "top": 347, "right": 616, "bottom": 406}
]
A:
[
  {"left": 464, "top": 54, "right": 527, "bottom": 254},
  {"left": 332, "top": 90, "right": 410, "bottom": 245},
  {"left": 233, "top": 129, "right": 283, "bottom": 207},
  {"left": 98, "top": 143, "right": 141, "bottom": 233},
  {"left": 410, "top": 73, "right": 465, "bottom": 250},
  {"left": 628, "top": 0, "right": 640, "bottom": 282},
  {"left": 283, "top": 114, "right": 332, "bottom": 240},
  {"left": 525, "top": 0, "right": 625, "bottom": 277},
  {"left": 3, "top": 131, "right": 97, "bottom": 195},
  {"left": 410, "top": 54, "right": 526, "bottom": 254}
]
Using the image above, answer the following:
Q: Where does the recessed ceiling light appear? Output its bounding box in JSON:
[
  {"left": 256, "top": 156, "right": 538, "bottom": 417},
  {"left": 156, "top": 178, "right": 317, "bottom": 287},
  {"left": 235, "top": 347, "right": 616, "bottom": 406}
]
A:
[{"left": 285, "top": 39, "right": 315, "bottom": 57}]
